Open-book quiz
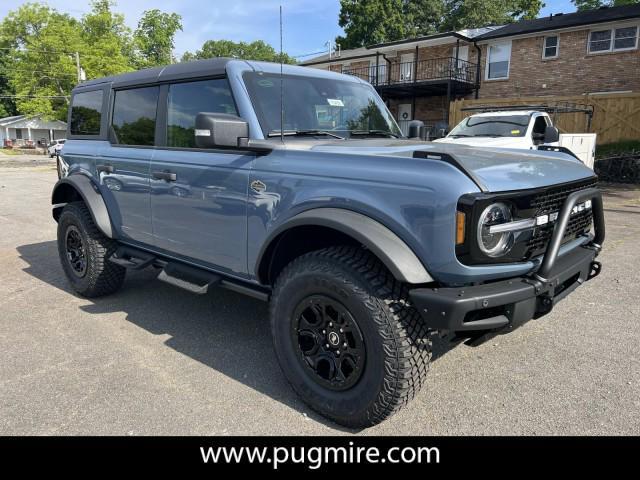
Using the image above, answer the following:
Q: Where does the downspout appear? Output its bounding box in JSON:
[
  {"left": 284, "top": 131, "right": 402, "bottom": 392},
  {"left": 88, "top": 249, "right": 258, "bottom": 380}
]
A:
[{"left": 474, "top": 41, "right": 481, "bottom": 100}]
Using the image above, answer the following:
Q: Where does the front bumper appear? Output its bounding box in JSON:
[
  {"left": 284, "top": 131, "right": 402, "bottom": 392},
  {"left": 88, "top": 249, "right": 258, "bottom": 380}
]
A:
[{"left": 410, "top": 187, "right": 605, "bottom": 335}]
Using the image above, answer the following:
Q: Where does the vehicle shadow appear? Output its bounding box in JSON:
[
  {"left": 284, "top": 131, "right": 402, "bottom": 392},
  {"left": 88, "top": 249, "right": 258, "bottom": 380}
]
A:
[{"left": 17, "top": 240, "right": 457, "bottom": 432}]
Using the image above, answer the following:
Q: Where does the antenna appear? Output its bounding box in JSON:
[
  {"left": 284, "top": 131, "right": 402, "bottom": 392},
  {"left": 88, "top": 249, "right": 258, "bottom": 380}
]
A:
[{"left": 280, "top": 5, "right": 284, "bottom": 143}]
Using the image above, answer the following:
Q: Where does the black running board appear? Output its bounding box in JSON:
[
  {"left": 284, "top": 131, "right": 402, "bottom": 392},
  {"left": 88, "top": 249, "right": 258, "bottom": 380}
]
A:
[
  {"left": 109, "top": 246, "right": 156, "bottom": 270},
  {"left": 108, "top": 244, "right": 270, "bottom": 300},
  {"left": 157, "top": 262, "right": 221, "bottom": 295}
]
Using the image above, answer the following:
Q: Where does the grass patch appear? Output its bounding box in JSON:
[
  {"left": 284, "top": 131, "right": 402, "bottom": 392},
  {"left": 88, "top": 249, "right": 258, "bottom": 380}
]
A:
[
  {"left": 0, "top": 148, "right": 23, "bottom": 156},
  {"left": 596, "top": 140, "right": 640, "bottom": 159}
]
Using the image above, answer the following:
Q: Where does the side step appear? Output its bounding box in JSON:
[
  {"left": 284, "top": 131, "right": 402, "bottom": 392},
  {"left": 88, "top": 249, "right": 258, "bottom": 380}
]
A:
[
  {"left": 109, "top": 246, "right": 156, "bottom": 270},
  {"left": 157, "top": 262, "right": 221, "bottom": 295}
]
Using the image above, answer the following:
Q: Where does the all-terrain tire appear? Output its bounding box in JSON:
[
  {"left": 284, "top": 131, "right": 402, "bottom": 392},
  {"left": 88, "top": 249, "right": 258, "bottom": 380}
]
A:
[
  {"left": 57, "top": 201, "right": 125, "bottom": 297},
  {"left": 270, "top": 246, "right": 432, "bottom": 428}
]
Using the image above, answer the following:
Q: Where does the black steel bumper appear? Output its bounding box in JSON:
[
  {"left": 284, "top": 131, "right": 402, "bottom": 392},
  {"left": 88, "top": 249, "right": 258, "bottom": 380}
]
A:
[{"left": 410, "top": 187, "right": 605, "bottom": 335}]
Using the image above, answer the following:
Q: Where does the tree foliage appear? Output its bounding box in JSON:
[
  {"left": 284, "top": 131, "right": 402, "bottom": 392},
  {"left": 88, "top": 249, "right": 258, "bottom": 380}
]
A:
[
  {"left": 134, "top": 9, "right": 183, "bottom": 68},
  {"left": 0, "top": 1, "right": 183, "bottom": 120},
  {"left": 181, "top": 39, "right": 295, "bottom": 64},
  {"left": 335, "top": 0, "right": 545, "bottom": 48},
  {"left": 572, "top": 0, "right": 640, "bottom": 11}
]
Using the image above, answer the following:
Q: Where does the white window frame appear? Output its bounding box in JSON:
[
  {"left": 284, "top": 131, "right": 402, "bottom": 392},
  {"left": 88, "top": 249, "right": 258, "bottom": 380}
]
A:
[
  {"left": 542, "top": 35, "right": 559, "bottom": 59},
  {"left": 588, "top": 24, "right": 639, "bottom": 54},
  {"left": 485, "top": 41, "right": 512, "bottom": 80}
]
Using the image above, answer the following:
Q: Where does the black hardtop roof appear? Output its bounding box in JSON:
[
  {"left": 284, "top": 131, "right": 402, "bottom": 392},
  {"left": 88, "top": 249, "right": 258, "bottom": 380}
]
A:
[
  {"left": 73, "top": 57, "right": 234, "bottom": 92},
  {"left": 477, "top": 4, "right": 640, "bottom": 41}
]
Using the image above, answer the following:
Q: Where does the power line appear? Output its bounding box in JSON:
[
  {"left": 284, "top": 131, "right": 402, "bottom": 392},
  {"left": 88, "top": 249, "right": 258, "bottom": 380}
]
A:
[
  {"left": 0, "top": 95, "right": 69, "bottom": 99},
  {"left": 0, "top": 68, "right": 77, "bottom": 78}
]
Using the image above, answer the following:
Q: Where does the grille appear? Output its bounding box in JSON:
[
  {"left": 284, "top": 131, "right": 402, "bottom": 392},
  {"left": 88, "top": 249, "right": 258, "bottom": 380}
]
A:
[{"left": 525, "top": 178, "right": 597, "bottom": 258}]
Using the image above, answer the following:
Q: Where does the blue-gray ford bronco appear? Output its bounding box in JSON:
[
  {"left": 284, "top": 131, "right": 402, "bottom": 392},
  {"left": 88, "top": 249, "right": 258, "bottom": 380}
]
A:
[{"left": 52, "top": 58, "right": 605, "bottom": 428}]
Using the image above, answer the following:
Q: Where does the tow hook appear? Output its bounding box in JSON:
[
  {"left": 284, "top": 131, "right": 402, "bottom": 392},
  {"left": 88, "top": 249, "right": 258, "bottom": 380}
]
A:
[
  {"left": 588, "top": 261, "right": 602, "bottom": 281},
  {"left": 537, "top": 294, "right": 554, "bottom": 315}
]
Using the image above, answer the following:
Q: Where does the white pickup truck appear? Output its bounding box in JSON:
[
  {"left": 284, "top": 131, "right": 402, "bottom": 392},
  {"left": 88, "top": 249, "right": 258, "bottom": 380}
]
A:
[{"left": 434, "top": 110, "right": 596, "bottom": 168}]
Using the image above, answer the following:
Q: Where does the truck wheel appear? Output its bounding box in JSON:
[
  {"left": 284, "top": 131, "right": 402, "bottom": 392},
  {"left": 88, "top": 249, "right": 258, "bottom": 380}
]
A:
[
  {"left": 270, "top": 246, "right": 432, "bottom": 428},
  {"left": 57, "top": 201, "right": 125, "bottom": 298}
]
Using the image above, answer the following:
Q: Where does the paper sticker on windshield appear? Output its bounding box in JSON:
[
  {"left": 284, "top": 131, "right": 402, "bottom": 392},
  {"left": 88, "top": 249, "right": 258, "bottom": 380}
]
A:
[
  {"left": 258, "top": 79, "right": 274, "bottom": 87},
  {"left": 327, "top": 98, "right": 344, "bottom": 107},
  {"left": 510, "top": 129, "right": 521, "bottom": 135}
]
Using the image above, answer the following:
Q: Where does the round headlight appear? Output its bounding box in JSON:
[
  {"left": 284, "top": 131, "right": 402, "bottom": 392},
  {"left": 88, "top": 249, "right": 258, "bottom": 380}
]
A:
[{"left": 477, "top": 203, "right": 514, "bottom": 257}]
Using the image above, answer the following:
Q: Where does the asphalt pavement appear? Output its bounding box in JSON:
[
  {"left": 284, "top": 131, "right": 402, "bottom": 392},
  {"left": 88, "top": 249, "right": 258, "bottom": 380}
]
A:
[{"left": 0, "top": 157, "right": 638, "bottom": 435}]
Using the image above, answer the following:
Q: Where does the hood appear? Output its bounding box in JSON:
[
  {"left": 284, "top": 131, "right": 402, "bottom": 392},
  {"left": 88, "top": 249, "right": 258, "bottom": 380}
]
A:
[
  {"left": 274, "top": 138, "right": 595, "bottom": 193},
  {"left": 433, "top": 136, "right": 527, "bottom": 148}
]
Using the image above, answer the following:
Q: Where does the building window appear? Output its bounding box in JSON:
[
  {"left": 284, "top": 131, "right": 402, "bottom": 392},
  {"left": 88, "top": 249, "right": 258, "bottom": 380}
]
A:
[
  {"left": 70, "top": 89, "right": 103, "bottom": 136},
  {"left": 589, "top": 26, "right": 638, "bottom": 53},
  {"left": 167, "top": 78, "right": 237, "bottom": 148},
  {"left": 111, "top": 86, "right": 159, "bottom": 146},
  {"left": 486, "top": 42, "right": 511, "bottom": 80},
  {"left": 543, "top": 35, "right": 559, "bottom": 58}
]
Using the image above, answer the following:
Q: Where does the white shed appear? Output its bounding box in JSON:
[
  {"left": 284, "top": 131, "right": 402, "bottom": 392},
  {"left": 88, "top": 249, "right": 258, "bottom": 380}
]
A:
[{"left": 0, "top": 115, "right": 67, "bottom": 147}]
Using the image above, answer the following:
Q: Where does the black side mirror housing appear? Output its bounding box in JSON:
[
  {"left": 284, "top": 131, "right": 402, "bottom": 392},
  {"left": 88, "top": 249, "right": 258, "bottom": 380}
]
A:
[
  {"left": 544, "top": 125, "right": 560, "bottom": 144},
  {"left": 195, "top": 112, "right": 249, "bottom": 149}
]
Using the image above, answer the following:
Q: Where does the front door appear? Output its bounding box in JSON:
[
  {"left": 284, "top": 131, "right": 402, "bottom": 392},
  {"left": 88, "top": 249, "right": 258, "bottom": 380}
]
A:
[
  {"left": 149, "top": 78, "right": 252, "bottom": 277},
  {"left": 398, "top": 103, "right": 412, "bottom": 136},
  {"left": 399, "top": 53, "right": 414, "bottom": 82},
  {"left": 97, "top": 85, "right": 159, "bottom": 245}
]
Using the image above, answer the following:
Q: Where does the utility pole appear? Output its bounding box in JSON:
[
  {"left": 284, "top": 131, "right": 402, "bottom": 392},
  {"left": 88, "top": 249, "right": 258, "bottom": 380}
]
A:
[{"left": 75, "top": 52, "right": 81, "bottom": 83}]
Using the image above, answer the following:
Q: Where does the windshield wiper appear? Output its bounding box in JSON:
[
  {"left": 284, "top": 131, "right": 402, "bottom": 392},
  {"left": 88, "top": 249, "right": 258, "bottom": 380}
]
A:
[
  {"left": 473, "top": 134, "right": 502, "bottom": 137},
  {"left": 267, "top": 129, "right": 344, "bottom": 139},
  {"left": 449, "top": 134, "right": 471, "bottom": 137},
  {"left": 349, "top": 130, "right": 400, "bottom": 138}
]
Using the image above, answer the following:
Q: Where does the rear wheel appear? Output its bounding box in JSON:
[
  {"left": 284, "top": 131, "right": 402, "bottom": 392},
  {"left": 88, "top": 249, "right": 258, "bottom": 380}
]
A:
[
  {"left": 270, "top": 246, "right": 432, "bottom": 428},
  {"left": 57, "top": 202, "right": 125, "bottom": 297}
]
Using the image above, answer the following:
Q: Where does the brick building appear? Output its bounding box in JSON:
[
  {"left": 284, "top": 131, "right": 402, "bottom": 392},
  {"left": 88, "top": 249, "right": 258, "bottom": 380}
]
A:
[{"left": 301, "top": 4, "right": 640, "bottom": 133}]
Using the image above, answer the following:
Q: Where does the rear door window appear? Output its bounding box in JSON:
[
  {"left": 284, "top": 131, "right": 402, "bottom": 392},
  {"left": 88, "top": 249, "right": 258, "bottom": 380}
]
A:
[
  {"left": 111, "top": 86, "right": 159, "bottom": 146},
  {"left": 70, "top": 90, "right": 103, "bottom": 135}
]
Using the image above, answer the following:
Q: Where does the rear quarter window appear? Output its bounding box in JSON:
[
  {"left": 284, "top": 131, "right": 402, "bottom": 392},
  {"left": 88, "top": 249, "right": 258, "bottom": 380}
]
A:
[{"left": 70, "top": 90, "right": 103, "bottom": 135}]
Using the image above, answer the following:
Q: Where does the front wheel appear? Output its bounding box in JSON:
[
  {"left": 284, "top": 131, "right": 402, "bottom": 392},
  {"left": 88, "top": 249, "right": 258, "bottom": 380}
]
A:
[{"left": 270, "top": 246, "right": 432, "bottom": 428}]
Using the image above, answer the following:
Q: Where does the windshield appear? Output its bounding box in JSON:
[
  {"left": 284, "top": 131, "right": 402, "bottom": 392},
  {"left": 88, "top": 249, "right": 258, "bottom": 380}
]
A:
[
  {"left": 448, "top": 114, "right": 530, "bottom": 138},
  {"left": 243, "top": 72, "right": 402, "bottom": 139}
]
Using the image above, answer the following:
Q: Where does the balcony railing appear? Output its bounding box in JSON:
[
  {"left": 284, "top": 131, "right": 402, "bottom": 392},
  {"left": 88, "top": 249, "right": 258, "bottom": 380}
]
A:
[{"left": 343, "top": 57, "right": 477, "bottom": 87}]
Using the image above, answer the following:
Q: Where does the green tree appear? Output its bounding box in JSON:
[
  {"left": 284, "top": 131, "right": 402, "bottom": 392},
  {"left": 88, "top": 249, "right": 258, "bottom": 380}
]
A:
[
  {"left": 134, "top": 9, "right": 183, "bottom": 67},
  {"left": 181, "top": 39, "right": 295, "bottom": 64},
  {"left": 335, "top": 0, "right": 545, "bottom": 47},
  {"left": 441, "top": 0, "right": 544, "bottom": 31},
  {"left": 80, "top": 0, "right": 134, "bottom": 79},
  {"left": 0, "top": 3, "right": 81, "bottom": 120},
  {"left": 572, "top": 0, "right": 640, "bottom": 11},
  {"left": 335, "top": 0, "right": 407, "bottom": 49}
]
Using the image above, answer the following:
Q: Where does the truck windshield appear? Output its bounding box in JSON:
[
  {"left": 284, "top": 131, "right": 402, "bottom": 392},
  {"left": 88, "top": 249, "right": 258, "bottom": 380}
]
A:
[
  {"left": 243, "top": 72, "right": 402, "bottom": 139},
  {"left": 448, "top": 115, "right": 530, "bottom": 138}
]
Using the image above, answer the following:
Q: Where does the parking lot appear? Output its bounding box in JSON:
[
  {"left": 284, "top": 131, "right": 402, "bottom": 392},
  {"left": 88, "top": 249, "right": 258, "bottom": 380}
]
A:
[{"left": 0, "top": 157, "right": 639, "bottom": 435}]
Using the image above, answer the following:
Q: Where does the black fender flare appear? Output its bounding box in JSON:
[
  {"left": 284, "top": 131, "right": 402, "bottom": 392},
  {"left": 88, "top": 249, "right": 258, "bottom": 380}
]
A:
[
  {"left": 256, "top": 208, "right": 433, "bottom": 284},
  {"left": 51, "top": 174, "right": 114, "bottom": 238}
]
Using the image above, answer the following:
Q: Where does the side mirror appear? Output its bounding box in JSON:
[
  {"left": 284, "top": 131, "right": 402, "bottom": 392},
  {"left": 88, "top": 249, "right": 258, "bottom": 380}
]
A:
[
  {"left": 544, "top": 125, "right": 560, "bottom": 144},
  {"left": 195, "top": 112, "right": 249, "bottom": 149}
]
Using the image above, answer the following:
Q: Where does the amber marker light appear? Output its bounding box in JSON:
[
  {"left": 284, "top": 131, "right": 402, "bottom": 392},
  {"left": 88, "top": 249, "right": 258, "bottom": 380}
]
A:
[{"left": 456, "top": 211, "right": 466, "bottom": 245}]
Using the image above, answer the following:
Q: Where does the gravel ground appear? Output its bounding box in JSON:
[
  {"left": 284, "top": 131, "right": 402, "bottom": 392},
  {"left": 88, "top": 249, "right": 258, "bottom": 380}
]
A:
[{"left": 0, "top": 162, "right": 638, "bottom": 435}]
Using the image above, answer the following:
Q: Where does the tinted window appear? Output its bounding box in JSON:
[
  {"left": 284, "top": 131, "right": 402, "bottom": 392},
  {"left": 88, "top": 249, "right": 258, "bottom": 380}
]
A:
[
  {"left": 111, "top": 86, "right": 159, "bottom": 146},
  {"left": 70, "top": 90, "right": 103, "bottom": 135},
  {"left": 167, "top": 79, "right": 237, "bottom": 148}
]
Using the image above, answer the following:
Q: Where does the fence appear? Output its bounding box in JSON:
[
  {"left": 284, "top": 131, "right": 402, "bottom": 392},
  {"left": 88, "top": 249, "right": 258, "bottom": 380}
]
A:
[{"left": 449, "top": 93, "right": 640, "bottom": 145}]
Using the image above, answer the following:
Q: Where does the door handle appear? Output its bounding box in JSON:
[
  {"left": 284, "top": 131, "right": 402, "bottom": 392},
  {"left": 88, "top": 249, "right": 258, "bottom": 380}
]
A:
[
  {"left": 97, "top": 164, "right": 114, "bottom": 174},
  {"left": 152, "top": 171, "right": 177, "bottom": 182}
]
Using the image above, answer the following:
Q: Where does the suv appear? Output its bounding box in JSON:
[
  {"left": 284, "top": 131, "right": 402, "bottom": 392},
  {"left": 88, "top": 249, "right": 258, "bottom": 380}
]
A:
[
  {"left": 47, "top": 139, "right": 65, "bottom": 158},
  {"left": 52, "top": 59, "right": 605, "bottom": 428}
]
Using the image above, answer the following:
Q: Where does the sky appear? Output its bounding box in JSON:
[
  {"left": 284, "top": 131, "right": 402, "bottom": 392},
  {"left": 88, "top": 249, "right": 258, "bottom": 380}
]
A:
[{"left": 0, "top": 0, "right": 577, "bottom": 60}]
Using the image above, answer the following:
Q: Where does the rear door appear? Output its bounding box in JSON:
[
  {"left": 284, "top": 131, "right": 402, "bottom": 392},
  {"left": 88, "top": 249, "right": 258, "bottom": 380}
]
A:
[
  {"left": 96, "top": 86, "right": 159, "bottom": 245},
  {"left": 149, "top": 77, "right": 252, "bottom": 277}
]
